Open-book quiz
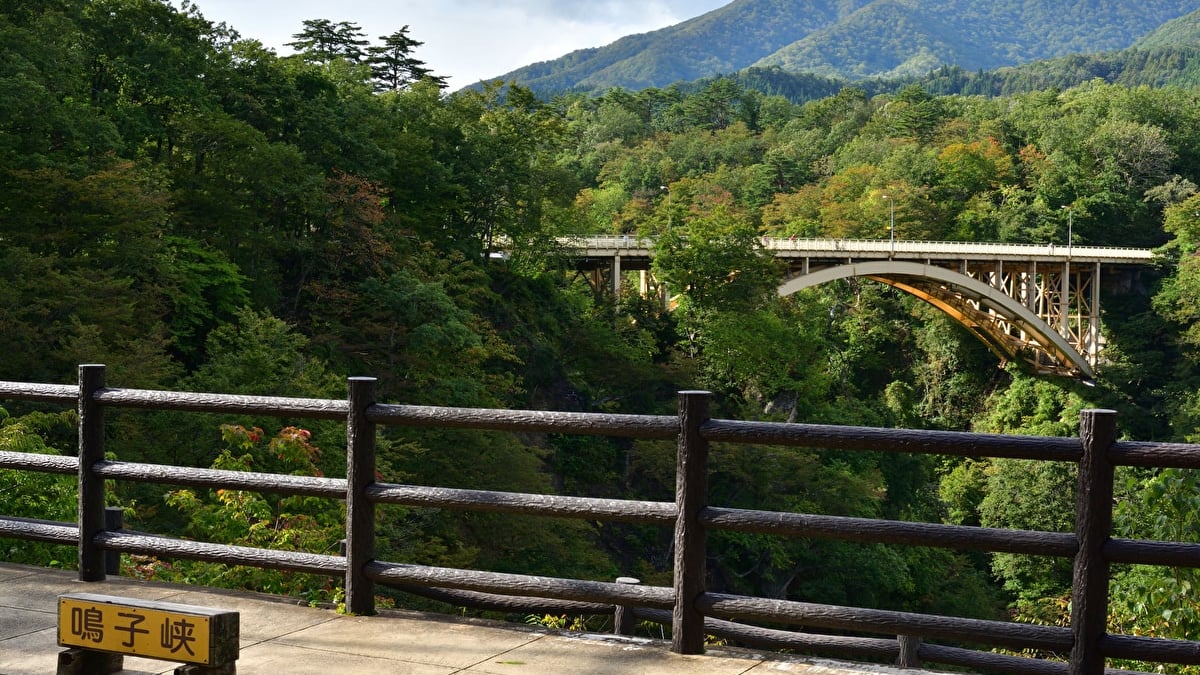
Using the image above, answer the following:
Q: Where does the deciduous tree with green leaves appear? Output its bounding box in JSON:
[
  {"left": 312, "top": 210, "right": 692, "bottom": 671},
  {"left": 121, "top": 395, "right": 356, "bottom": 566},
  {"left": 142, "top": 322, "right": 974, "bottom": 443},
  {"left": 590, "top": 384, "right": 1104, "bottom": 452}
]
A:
[{"left": 0, "top": 408, "right": 78, "bottom": 568}]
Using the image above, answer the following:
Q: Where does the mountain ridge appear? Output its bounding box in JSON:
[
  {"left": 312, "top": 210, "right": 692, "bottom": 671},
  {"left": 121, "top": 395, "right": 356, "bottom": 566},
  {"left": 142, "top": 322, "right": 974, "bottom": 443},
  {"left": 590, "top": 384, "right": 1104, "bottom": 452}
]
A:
[
  {"left": 1137, "top": 8, "right": 1200, "bottom": 48},
  {"left": 482, "top": 0, "right": 1200, "bottom": 95},
  {"left": 489, "top": 0, "right": 871, "bottom": 93}
]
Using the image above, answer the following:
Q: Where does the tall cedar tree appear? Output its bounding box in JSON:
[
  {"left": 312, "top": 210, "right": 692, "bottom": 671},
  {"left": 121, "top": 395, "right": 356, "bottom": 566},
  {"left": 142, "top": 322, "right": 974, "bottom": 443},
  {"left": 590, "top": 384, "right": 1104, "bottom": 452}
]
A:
[
  {"left": 368, "top": 26, "right": 446, "bottom": 92},
  {"left": 286, "top": 18, "right": 368, "bottom": 63}
]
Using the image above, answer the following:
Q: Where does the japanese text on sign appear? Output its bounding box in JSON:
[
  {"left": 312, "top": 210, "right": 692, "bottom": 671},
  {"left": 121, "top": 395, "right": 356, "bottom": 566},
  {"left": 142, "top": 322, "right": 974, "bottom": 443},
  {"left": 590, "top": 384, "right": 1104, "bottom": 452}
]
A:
[{"left": 58, "top": 596, "right": 211, "bottom": 664}]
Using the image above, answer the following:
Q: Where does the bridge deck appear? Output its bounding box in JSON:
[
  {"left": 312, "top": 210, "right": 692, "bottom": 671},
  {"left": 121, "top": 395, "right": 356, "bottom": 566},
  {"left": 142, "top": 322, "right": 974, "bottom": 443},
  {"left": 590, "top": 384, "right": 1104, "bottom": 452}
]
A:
[
  {"left": 1, "top": 563, "right": 935, "bottom": 675},
  {"left": 569, "top": 236, "right": 1155, "bottom": 265}
]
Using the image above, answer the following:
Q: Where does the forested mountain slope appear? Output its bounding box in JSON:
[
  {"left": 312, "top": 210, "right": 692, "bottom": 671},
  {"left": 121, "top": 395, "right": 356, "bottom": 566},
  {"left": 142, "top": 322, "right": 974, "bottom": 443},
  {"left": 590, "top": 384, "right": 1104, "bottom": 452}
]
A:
[
  {"left": 712, "top": 45, "right": 1200, "bottom": 105},
  {"left": 488, "top": 0, "right": 1198, "bottom": 94},
  {"left": 1136, "top": 8, "right": 1200, "bottom": 48},
  {"left": 483, "top": 0, "right": 871, "bottom": 93}
]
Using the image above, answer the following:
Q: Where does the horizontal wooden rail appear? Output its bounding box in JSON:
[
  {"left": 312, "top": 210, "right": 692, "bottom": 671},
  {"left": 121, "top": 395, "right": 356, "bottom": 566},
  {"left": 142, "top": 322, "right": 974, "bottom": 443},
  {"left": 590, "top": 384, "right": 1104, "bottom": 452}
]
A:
[
  {"left": 394, "top": 585, "right": 614, "bottom": 616},
  {"left": 0, "top": 449, "right": 76, "bottom": 474},
  {"left": 0, "top": 381, "right": 77, "bottom": 403},
  {"left": 917, "top": 643, "right": 1071, "bottom": 675},
  {"left": 94, "top": 531, "right": 346, "bottom": 576},
  {"left": 366, "top": 402, "right": 679, "bottom": 438},
  {"left": 635, "top": 606, "right": 1086, "bottom": 675},
  {"left": 364, "top": 561, "right": 676, "bottom": 609},
  {"left": 93, "top": 459, "right": 347, "bottom": 498},
  {"left": 701, "top": 419, "right": 1083, "bottom": 461},
  {"left": 635, "top": 606, "right": 903, "bottom": 660},
  {"left": 367, "top": 482, "right": 676, "bottom": 523},
  {"left": 1109, "top": 439, "right": 1200, "bottom": 469},
  {"left": 1101, "top": 633, "right": 1200, "bottom": 664},
  {"left": 1104, "top": 538, "right": 1200, "bottom": 568},
  {"left": 701, "top": 506, "right": 1079, "bottom": 556},
  {"left": 696, "top": 592, "right": 1074, "bottom": 653},
  {"left": 95, "top": 387, "right": 349, "bottom": 419},
  {"left": 0, "top": 516, "right": 78, "bottom": 545}
]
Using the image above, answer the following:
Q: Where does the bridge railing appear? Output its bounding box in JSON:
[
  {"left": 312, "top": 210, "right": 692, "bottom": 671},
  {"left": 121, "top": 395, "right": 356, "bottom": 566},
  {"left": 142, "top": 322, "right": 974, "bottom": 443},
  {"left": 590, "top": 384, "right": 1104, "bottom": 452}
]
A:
[
  {"left": 564, "top": 235, "right": 1155, "bottom": 263},
  {"left": 2, "top": 365, "right": 1199, "bottom": 675}
]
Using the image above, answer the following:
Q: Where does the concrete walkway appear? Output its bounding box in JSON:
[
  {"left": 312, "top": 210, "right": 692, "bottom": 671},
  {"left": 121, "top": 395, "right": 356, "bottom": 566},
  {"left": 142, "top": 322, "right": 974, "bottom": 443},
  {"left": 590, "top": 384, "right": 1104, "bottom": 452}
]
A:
[{"left": 0, "top": 563, "right": 937, "bottom": 675}]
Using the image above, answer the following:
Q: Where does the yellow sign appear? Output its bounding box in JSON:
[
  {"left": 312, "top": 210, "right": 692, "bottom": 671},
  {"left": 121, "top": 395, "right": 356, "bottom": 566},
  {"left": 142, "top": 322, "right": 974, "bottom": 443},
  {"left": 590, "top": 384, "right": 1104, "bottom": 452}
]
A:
[{"left": 58, "top": 594, "right": 215, "bottom": 665}]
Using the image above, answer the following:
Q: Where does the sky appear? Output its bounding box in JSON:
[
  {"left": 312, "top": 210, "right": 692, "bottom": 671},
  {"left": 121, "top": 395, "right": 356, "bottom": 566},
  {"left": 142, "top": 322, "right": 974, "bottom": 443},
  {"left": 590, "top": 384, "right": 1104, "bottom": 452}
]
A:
[{"left": 188, "top": 0, "right": 732, "bottom": 89}]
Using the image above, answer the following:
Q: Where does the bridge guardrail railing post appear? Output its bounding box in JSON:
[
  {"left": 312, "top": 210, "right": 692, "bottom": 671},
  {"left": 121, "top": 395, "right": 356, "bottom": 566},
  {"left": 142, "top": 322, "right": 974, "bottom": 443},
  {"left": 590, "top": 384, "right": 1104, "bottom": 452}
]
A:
[
  {"left": 78, "top": 364, "right": 107, "bottom": 582},
  {"left": 1069, "top": 409, "right": 1117, "bottom": 675},
  {"left": 345, "top": 376, "right": 378, "bottom": 615},
  {"left": 672, "top": 390, "right": 711, "bottom": 654}
]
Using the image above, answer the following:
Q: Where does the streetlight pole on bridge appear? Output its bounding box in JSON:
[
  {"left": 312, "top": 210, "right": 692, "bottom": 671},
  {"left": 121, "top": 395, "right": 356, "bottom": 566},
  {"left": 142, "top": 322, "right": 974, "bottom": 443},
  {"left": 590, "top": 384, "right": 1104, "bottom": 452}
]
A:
[
  {"left": 882, "top": 194, "right": 895, "bottom": 256},
  {"left": 661, "top": 185, "right": 672, "bottom": 229},
  {"left": 1061, "top": 205, "right": 1073, "bottom": 259}
]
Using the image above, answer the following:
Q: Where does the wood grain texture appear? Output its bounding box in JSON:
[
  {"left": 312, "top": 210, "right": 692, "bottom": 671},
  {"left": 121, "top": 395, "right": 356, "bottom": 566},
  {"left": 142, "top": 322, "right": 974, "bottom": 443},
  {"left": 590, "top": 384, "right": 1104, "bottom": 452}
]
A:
[
  {"left": 95, "top": 531, "right": 346, "bottom": 575},
  {"left": 0, "top": 516, "right": 77, "bottom": 544},
  {"left": 94, "top": 460, "right": 346, "bottom": 498},
  {"left": 345, "top": 377, "right": 377, "bottom": 615},
  {"left": 1104, "top": 538, "right": 1200, "bottom": 567},
  {"left": 365, "top": 561, "right": 675, "bottom": 609},
  {"left": 1070, "top": 410, "right": 1117, "bottom": 675},
  {"left": 702, "top": 418, "right": 1082, "bottom": 461},
  {"left": 367, "top": 402, "right": 678, "bottom": 438},
  {"left": 77, "top": 365, "right": 106, "bottom": 582},
  {"left": 368, "top": 483, "right": 675, "bottom": 523},
  {"left": 0, "top": 450, "right": 76, "bottom": 474},
  {"left": 392, "top": 585, "right": 612, "bottom": 615},
  {"left": 636, "top": 607, "right": 901, "bottom": 660},
  {"left": 918, "top": 643, "right": 1069, "bottom": 674},
  {"left": 697, "top": 592, "right": 1073, "bottom": 652},
  {"left": 0, "top": 380, "right": 76, "bottom": 403},
  {"left": 672, "top": 391, "right": 709, "bottom": 654},
  {"left": 701, "top": 507, "right": 1077, "bottom": 556},
  {"left": 1109, "top": 439, "right": 1200, "bottom": 468},
  {"left": 1101, "top": 634, "right": 1200, "bottom": 665},
  {"left": 95, "top": 387, "right": 349, "bottom": 419}
]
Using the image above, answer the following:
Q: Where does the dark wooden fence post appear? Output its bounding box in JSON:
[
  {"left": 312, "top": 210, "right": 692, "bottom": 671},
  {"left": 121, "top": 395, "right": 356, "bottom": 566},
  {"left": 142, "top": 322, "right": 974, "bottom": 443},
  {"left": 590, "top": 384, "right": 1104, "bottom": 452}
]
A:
[
  {"left": 104, "top": 506, "right": 123, "bottom": 575},
  {"left": 344, "top": 376, "right": 378, "bottom": 615},
  {"left": 1069, "top": 409, "right": 1117, "bottom": 675},
  {"left": 613, "top": 576, "right": 641, "bottom": 636},
  {"left": 672, "top": 390, "right": 710, "bottom": 654},
  {"left": 897, "top": 635, "right": 922, "bottom": 668},
  {"left": 78, "top": 364, "right": 107, "bottom": 582}
]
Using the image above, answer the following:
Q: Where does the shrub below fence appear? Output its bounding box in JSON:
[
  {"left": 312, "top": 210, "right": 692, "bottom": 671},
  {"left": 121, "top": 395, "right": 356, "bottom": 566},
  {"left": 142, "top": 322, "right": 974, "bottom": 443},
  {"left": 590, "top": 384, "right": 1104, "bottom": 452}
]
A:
[{"left": 2, "top": 365, "right": 1200, "bottom": 674}]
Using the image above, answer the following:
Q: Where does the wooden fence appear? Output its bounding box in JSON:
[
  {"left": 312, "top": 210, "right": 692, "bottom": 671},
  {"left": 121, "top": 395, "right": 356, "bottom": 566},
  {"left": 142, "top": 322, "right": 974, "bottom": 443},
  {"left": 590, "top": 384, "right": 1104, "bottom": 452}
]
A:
[{"left": 2, "top": 364, "right": 1200, "bottom": 674}]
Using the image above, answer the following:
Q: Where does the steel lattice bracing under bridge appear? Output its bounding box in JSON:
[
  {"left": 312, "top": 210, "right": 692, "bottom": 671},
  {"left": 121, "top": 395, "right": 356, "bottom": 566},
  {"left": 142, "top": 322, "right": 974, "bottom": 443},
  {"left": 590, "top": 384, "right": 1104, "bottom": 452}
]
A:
[
  {"left": 773, "top": 240, "right": 1155, "bottom": 378},
  {"left": 567, "top": 237, "right": 1156, "bottom": 379}
]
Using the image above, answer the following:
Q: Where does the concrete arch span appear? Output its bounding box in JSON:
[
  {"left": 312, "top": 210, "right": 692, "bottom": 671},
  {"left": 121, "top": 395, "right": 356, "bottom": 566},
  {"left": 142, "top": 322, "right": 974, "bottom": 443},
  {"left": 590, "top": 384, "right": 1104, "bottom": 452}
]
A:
[{"left": 778, "top": 261, "right": 1093, "bottom": 378}]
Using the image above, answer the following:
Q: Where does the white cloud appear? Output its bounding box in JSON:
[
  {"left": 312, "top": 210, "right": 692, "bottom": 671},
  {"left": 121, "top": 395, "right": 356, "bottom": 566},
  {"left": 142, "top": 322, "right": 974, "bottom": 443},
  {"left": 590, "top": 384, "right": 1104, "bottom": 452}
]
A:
[
  {"left": 190, "top": 0, "right": 730, "bottom": 88},
  {"left": 449, "top": 0, "right": 686, "bottom": 23},
  {"left": 417, "top": 3, "right": 682, "bottom": 85}
]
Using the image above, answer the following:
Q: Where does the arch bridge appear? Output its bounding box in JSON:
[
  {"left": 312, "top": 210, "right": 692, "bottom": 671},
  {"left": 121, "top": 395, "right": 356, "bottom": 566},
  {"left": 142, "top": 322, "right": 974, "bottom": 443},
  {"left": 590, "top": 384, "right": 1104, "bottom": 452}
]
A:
[{"left": 567, "top": 236, "right": 1156, "bottom": 379}]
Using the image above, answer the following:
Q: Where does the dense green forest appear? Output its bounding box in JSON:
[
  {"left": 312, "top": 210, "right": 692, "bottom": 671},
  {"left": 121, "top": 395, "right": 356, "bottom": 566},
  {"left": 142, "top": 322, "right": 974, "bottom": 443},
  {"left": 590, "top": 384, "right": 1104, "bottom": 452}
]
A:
[{"left": 6, "top": 2, "right": 1200, "bottom": 670}]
